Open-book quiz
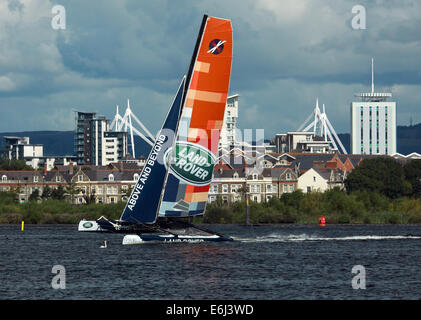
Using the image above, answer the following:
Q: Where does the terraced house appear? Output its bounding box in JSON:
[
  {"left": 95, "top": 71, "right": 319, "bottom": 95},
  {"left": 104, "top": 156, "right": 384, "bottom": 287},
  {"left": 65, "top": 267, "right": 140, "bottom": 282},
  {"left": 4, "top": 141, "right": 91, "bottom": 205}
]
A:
[
  {"left": 206, "top": 152, "right": 382, "bottom": 203},
  {"left": 0, "top": 161, "right": 143, "bottom": 204},
  {"left": 0, "top": 152, "right": 387, "bottom": 205}
]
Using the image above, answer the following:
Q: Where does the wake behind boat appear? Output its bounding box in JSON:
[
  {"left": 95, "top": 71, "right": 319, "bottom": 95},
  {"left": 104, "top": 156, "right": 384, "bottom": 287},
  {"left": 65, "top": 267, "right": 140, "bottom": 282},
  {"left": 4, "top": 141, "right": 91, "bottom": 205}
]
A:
[{"left": 78, "top": 15, "right": 234, "bottom": 244}]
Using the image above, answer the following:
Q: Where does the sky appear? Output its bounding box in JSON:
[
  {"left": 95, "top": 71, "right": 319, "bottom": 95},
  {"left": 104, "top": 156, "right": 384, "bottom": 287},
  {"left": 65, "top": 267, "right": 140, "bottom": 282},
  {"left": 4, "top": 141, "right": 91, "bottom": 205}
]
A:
[{"left": 1, "top": 0, "right": 421, "bottom": 139}]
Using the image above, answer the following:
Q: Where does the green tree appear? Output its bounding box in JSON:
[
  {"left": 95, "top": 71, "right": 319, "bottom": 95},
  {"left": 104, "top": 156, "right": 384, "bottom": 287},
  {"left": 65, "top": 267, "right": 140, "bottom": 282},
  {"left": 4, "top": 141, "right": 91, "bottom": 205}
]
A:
[
  {"left": 404, "top": 159, "right": 421, "bottom": 198},
  {"left": 41, "top": 185, "right": 52, "bottom": 200},
  {"left": 0, "top": 158, "right": 33, "bottom": 170},
  {"left": 29, "top": 189, "right": 40, "bottom": 202},
  {"left": 345, "top": 157, "right": 410, "bottom": 199},
  {"left": 280, "top": 189, "right": 304, "bottom": 209},
  {"left": 51, "top": 185, "right": 66, "bottom": 200}
]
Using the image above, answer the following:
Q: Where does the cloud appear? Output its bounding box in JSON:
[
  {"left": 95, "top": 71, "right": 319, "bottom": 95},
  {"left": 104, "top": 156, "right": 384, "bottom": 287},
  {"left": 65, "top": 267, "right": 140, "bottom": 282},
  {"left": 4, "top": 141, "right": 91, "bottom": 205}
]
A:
[
  {"left": 0, "top": 76, "right": 16, "bottom": 91},
  {"left": 0, "top": 0, "right": 421, "bottom": 140}
]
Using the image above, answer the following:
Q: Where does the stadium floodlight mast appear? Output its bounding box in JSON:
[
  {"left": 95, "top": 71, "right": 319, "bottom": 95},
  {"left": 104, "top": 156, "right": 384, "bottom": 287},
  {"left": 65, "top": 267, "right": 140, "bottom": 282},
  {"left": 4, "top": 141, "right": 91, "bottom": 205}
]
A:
[
  {"left": 110, "top": 99, "right": 156, "bottom": 158},
  {"left": 297, "top": 98, "right": 348, "bottom": 154}
]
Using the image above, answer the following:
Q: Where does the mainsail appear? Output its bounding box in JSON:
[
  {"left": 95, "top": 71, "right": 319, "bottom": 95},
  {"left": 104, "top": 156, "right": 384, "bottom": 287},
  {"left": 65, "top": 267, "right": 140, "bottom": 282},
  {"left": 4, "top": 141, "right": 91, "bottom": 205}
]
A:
[
  {"left": 120, "top": 77, "right": 186, "bottom": 224},
  {"left": 158, "top": 15, "right": 233, "bottom": 218}
]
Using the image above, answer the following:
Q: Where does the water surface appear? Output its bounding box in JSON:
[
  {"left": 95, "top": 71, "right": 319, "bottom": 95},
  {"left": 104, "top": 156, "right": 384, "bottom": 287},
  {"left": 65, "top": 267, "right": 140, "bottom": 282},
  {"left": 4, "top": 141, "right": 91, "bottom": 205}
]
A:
[{"left": 1, "top": 224, "right": 421, "bottom": 299}]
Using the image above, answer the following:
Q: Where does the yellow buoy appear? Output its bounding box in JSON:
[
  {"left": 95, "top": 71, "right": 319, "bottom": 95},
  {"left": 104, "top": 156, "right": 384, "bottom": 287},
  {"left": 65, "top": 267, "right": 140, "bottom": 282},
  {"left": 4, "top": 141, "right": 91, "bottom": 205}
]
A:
[{"left": 21, "top": 221, "right": 24, "bottom": 231}]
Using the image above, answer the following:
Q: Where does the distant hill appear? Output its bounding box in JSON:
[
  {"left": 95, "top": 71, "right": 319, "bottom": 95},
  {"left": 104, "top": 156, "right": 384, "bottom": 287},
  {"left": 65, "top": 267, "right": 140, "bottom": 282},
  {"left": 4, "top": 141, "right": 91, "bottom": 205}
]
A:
[
  {"left": 0, "top": 131, "right": 152, "bottom": 158},
  {"left": 1, "top": 123, "right": 421, "bottom": 157}
]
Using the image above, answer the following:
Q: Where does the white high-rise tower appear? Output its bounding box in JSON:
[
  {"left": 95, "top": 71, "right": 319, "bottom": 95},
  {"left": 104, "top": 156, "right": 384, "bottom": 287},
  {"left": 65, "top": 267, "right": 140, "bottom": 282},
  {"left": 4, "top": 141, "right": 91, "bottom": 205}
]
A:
[
  {"left": 219, "top": 94, "right": 239, "bottom": 148},
  {"left": 351, "top": 58, "right": 397, "bottom": 155}
]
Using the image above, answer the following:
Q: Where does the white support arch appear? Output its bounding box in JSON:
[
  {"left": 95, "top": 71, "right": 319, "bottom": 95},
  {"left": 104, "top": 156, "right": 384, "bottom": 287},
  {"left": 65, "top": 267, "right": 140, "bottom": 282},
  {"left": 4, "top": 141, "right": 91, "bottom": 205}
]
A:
[
  {"left": 110, "top": 99, "right": 156, "bottom": 158},
  {"left": 296, "top": 98, "right": 348, "bottom": 154}
]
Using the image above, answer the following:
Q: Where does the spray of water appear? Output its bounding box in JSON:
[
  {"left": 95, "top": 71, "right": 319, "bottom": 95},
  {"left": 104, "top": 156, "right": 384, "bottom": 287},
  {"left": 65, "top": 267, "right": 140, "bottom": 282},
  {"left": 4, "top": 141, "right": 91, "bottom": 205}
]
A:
[{"left": 234, "top": 233, "right": 421, "bottom": 243}]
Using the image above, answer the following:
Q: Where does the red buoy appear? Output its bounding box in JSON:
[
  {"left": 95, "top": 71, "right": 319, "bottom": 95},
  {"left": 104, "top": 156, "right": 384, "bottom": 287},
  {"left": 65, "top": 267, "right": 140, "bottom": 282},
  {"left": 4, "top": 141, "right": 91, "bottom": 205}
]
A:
[{"left": 318, "top": 216, "right": 326, "bottom": 227}]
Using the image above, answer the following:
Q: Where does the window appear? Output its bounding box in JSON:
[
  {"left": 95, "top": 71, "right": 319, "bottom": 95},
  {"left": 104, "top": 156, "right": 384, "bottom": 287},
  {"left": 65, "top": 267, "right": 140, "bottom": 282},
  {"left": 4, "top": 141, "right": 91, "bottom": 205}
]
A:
[
  {"left": 289, "top": 184, "right": 294, "bottom": 192},
  {"left": 34, "top": 176, "right": 38, "bottom": 183},
  {"left": 283, "top": 184, "right": 288, "bottom": 192},
  {"left": 1, "top": 175, "right": 6, "bottom": 181},
  {"left": 133, "top": 173, "right": 139, "bottom": 181},
  {"left": 266, "top": 184, "right": 272, "bottom": 193},
  {"left": 313, "top": 176, "right": 316, "bottom": 182},
  {"left": 97, "top": 197, "right": 103, "bottom": 204},
  {"left": 307, "top": 186, "right": 311, "bottom": 193},
  {"left": 56, "top": 176, "right": 61, "bottom": 182},
  {"left": 222, "top": 196, "right": 228, "bottom": 204},
  {"left": 107, "top": 186, "right": 112, "bottom": 194},
  {"left": 108, "top": 174, "right": 114, "bottom": 182},
  {"left": 212, "top": 184, "right": 218, "bottom": 194},
  {"left": 253, "top": 174, "right": 258, "bottom": 180},
  {"left": 272, "top": 184, "right": 277, "bottom": 193},
  {"left": 251, "top": 184, "right": 256, "bottom": 193},
  {"left": 78, "top": 175, "right": 83, "bottom": 182},
  {"left": 97, "top": 186, "right": 103, "bottom": 194},
  {"left": 222, "top": 184, "right": 228, "bottom": 193},
  {"left": 286, "top": 173, "right": 291, "bottom": 180},
  {"left": 256, "top": 185, "right": 261, "bottom": 193}
]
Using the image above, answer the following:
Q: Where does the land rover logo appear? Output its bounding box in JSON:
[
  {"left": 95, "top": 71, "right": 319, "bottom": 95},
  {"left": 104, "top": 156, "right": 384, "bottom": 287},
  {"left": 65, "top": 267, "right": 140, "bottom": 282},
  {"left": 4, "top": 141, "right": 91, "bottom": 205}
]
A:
[
  {"left": 165, "top": 142, "right": 216, "bottom": 186},
  {"left": 83, "top": 222, "right": 93, "bottom": 228}
]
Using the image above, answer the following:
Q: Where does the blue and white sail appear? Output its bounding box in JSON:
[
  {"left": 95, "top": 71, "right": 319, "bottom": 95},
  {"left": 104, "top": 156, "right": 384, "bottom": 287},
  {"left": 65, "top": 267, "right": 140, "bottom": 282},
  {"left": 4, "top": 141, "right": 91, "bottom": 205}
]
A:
[{"left": 120, "top": 76, "right": 186, "bottom": 224}]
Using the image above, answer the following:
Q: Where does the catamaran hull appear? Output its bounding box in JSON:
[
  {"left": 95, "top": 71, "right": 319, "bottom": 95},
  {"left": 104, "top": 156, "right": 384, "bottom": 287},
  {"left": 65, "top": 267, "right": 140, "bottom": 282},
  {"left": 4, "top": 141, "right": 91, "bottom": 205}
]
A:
[
  {"left": 122, "top": 234, "right": 233, "bottom": 245},
  {"left": 77, "top": 217, "right": 154, "bottom": 233},
  {"left": 78, "top": 220, "right": 103, "bottom": 232}
]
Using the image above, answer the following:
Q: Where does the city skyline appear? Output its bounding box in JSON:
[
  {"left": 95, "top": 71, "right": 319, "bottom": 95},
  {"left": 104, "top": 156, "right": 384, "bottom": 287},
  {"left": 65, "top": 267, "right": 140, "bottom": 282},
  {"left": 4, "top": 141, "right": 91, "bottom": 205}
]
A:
[{"left": 1, "top": 0, "right": 421, "bottom": 138}]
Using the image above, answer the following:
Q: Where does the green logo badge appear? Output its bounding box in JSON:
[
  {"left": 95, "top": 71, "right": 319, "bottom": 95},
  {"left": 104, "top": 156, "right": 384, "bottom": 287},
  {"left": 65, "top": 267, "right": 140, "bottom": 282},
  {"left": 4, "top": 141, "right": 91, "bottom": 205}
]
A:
[
  {"left": 83, "top": 222, "right": 93, "bottom": 228},
  {"left": 165, "top": 142, "right": 216, "bottom": 186}
]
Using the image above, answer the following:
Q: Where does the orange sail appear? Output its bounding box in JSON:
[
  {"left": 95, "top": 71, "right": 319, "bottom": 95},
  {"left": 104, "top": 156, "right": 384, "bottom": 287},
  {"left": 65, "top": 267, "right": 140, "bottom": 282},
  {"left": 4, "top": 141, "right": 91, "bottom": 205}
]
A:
[{"left": 158, "top": 15, "right": 233, "bottom": 217}]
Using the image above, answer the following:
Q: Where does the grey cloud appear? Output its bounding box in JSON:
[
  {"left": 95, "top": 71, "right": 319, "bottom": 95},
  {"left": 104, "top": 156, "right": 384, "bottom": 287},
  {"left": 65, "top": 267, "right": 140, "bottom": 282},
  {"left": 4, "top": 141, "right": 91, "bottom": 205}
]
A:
[{"left": 1, "top": 0, "right": 420, "bottom": 138}]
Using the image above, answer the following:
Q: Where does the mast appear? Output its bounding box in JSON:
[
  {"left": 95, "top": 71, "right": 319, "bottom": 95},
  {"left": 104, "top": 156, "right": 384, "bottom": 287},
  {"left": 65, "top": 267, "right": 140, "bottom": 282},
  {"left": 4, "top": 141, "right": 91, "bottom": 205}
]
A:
[{"left": 183, "top": 14, "right": 208, "bottom": 107}]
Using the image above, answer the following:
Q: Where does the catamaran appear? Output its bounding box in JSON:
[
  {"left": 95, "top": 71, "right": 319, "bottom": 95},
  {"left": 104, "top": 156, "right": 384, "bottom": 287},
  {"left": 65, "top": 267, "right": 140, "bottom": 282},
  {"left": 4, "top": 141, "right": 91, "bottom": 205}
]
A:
[{"left": 78, "top": 15, "right": 233, "bottom": 243}]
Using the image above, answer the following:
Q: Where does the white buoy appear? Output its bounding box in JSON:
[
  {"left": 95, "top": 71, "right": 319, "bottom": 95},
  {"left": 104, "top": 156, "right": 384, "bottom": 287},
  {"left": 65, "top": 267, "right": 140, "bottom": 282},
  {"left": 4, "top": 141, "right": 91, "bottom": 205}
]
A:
[{"left": 100, "top": 240, "right": 107, "bottom": 248}]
